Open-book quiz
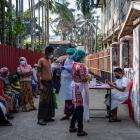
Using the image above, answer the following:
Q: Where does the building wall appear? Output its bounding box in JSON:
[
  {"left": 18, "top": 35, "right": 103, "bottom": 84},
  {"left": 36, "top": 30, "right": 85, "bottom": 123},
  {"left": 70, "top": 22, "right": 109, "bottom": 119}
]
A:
[
  {"left": 101, "top": 0, "right": 140, "bottom": 126},
  {"left": 102, "top": 0, "right": 131, "bottom": 39},
  {"left": 132, "top": 23, "right": 140, "bottom": 126}
]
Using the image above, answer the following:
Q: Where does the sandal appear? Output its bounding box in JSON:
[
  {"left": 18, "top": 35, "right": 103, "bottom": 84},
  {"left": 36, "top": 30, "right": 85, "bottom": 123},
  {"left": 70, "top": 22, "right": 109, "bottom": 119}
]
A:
[
  {"left": 77, "top": 131, "right": 88, "bottom": 136},
  {"left": 29, "top": 106, "right": 36, "bottom": 111},
  {"left": 0, "top": 120, "right": 12, "bottom": 126},
  {"left": 60, "top": 116, "right": 69, "bottom": 121},
  {"left": 22, "top": 107, "right": 28, "bottom": 112},
  {"left": 6, "top": 113, "right": 14, "bottom": 120},
  {"left": 110, "top": 119, "right": 122, "bottom": 122},
  {"left": 69, "top": 128, "right": 77, "bottom": 133}
]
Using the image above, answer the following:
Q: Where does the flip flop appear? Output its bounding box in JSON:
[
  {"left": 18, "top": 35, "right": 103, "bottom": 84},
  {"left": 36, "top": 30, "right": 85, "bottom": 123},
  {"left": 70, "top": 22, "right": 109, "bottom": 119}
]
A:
[
  {"left": 77, "top": 131, "right": 88, "bottom": 136},
  {"left": 110, "top": 119, "right": 122, "bottom": 122}
]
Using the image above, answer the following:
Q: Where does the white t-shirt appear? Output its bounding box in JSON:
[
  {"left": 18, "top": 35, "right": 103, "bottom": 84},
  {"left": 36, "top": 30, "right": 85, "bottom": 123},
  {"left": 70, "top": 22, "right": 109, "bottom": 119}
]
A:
[{"left": 115, "top": 76, "right": 129, "bottom": 93}]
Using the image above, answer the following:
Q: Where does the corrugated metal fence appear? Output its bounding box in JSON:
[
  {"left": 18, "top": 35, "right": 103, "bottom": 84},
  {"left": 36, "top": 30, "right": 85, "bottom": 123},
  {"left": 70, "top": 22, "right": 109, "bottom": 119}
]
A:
[{"left": 0, "top": 45, "right": 43, "bottom": 73}]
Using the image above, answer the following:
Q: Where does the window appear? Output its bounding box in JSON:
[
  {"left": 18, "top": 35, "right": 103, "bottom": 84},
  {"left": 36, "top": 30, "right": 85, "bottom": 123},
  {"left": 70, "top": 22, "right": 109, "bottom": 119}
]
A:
[{"left": 122, "top": 41, "right": 133, "bottom": 68}]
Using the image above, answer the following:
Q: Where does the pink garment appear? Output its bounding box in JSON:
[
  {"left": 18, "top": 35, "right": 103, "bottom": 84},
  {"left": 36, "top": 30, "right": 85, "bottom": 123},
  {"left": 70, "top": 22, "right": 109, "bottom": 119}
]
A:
[{"left": 17, "top": 57, "right": 32, "bottom": 74}]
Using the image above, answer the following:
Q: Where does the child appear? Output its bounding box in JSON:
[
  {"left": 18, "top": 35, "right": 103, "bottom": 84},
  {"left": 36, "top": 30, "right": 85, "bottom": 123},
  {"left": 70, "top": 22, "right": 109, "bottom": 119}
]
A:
[
  {"left": 32, "top": 64, "right": 38, "bottom": 98},
  {"left": 69, "top": 50, "right": 88, "bottom": 137}
]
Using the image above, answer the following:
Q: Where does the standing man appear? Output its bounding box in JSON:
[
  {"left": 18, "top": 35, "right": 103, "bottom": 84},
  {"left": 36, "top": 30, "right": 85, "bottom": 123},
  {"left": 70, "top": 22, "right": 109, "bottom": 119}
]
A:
[{"left": 37, "top": 46, "right": 55, "bottom": 125}]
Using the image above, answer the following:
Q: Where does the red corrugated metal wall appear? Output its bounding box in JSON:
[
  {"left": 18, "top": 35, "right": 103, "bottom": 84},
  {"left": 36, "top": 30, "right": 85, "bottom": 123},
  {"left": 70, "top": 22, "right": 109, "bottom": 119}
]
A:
[{"left": 0, "top": 45, "right": 43, "bottom": 73}]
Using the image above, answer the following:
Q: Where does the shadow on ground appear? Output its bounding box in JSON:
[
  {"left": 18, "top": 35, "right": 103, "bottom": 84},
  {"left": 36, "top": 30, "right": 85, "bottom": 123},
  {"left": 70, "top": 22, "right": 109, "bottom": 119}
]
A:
[{"left": 0, "top": 90, "right": 140, "bottom": 140}]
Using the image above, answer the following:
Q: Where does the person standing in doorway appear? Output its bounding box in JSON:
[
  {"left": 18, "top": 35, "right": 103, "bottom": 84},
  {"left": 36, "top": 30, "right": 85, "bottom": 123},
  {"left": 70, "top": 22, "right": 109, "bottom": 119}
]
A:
[{"left": 37, "top": 46, "right": 55, "bottom": 125}]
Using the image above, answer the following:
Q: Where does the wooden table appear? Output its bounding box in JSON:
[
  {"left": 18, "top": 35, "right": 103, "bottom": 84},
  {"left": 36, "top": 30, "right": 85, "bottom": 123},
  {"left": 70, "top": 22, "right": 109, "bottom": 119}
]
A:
[{"left": 89, "top": 84, "right": 113, "bottom": 122}]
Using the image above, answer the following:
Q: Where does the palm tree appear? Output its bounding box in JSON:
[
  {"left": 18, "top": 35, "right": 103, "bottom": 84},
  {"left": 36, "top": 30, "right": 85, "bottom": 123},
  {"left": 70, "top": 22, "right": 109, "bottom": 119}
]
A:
[
  {"left": 34, "top": 0, "right": 74, "bottom": 46},
  {"left": 75, "top": 0, "right": 100, "bottom": 53},
  {"left": 73, "top": 12, "right": 97, "bottom": 53},
  {"left": 50, "top": 3, "right": 75, "bottom": 41}
]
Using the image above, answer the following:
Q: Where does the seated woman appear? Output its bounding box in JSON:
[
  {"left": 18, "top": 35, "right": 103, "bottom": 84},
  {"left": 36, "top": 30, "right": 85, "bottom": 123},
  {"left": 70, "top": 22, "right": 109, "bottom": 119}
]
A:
[
  {"left": 0, "top": 97, "right": 12, "bottom": 126},
  {"left": 0, "top": 67, "right": 17, "bottom": 112},
  {"left": 105, "top": 68, "right": 129, "bottom": 122},
  {"left": 0, "top": 75, "right": 14, "bottom": 118},
  {"left": 11, "top": 75, "right": 21, "bottom": 111}
]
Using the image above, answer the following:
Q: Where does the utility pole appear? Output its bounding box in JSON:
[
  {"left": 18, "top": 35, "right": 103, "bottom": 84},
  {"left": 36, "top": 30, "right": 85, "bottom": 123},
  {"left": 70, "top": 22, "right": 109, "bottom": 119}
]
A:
[{"left": 94, "top": 16, "right": 99, "bottom": 53}]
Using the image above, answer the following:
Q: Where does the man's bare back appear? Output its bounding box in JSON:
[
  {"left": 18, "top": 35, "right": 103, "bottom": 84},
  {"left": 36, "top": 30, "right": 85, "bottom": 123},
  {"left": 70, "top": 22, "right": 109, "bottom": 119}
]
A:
[{"left": 38, "top": 57, "right": 52, "bottom": 81}]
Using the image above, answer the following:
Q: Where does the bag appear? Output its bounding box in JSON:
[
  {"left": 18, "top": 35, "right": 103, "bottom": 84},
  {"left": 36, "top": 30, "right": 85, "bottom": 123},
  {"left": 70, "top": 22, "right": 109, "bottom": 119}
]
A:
[{"left": 52, "top": 89, "right": 58, "bottom": 109}]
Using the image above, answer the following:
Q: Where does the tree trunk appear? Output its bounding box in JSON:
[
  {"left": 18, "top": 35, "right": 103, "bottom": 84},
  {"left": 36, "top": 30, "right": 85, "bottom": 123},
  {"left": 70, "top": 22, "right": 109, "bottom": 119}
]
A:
[
  {"left": 41, "top": 0, "right": 45, "bottom": 46},
  {"left": 94, "top": 16, "right": 99, "bottom": 53},
  {"left": 8, "top": 0, "right": 12, "bottom": 45},
  {"left": 45, "top": 0, "right": 49, "bottom": 46},
  {"left": 16, "top": 0, "right": 19, "bottom": 17},
  {"left": 31, "top": 0, "right": 35, "bottom": 50},
  {"left": 18, "top": 0, "right": 24, "bottom": 48},
  {"left": 0, "top": 0, "right": 5, "bottom": 44},
  {"left": 38, "top": 0, "right": 41, "bottom": 45}
]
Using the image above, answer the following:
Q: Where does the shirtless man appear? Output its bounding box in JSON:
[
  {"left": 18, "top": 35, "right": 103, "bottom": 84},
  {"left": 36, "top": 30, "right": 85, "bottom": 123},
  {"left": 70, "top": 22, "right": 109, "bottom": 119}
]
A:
[{"left": 37, "top": 46, "right": 55, "bottom": 125}]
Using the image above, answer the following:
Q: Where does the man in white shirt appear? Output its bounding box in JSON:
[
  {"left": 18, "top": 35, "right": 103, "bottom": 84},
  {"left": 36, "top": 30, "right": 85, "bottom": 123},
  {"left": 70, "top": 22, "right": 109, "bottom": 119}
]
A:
[{"left": 106, "top": 68, "right": 129, "bottom": 122}]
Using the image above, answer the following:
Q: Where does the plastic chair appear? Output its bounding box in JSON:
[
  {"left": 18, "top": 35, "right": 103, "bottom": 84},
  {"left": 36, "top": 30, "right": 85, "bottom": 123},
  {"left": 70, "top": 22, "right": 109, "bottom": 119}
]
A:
[{"left": 123, "top": 81, "right": 134, "bottom": 120}]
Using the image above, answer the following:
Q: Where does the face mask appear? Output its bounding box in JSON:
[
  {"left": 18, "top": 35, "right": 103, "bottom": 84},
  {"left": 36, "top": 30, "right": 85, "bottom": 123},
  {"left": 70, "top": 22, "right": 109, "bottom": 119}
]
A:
[
  {"left": 20, "top": 60, "right": 26, "bottom": 65},
  {"left": 2, "top": 71, "right": 8, "bottom": 77},
  {"left": 115, "top": 75, "right": 121, "bottom": 79},
  {"left": 49, "top": 55, "right": 53, "bottom": 59},
  {"left": 69, "top": 55, "right": 73, "bottom": 59}
]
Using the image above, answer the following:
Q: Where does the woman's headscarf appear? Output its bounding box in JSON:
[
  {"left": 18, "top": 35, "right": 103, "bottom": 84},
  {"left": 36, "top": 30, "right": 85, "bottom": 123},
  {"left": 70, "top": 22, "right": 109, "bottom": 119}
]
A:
[
  {"left": 66, "top": 48, "right": 76, "bottom": 56},
  {"left": 18, "top": 57, "right": 32, "bottom": 74},
  {"left": 0, "top": 67, "right": 9, "bottom": 78},
  {"left": 73, "top": 50, "right": 86, "bottom": 62},
  {"left": 33, "top": 64, "right": 38, "bottom": 68}
]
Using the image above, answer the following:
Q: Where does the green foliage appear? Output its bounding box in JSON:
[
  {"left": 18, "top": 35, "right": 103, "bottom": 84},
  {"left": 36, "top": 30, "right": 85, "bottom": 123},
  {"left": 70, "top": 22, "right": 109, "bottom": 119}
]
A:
[
  {"left": 76, "top": 0, "right": 95, "bottom": 18},
  {"left": 24, "top": 40, "right": 43, "bottom": 52},
  {"left": 12, "top": 20, "right": 26, "bottom": 36}
]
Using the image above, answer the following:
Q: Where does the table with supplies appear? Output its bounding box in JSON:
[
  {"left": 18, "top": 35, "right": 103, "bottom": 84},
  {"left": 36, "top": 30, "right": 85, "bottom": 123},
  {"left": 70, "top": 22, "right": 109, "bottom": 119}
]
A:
[{"left": 89, "top": 82, "right": 113, "bottom": 122}]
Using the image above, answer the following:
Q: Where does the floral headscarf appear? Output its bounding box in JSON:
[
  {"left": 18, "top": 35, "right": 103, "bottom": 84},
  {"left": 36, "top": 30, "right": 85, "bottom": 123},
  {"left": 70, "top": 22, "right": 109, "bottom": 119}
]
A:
[{"left": 0, "top": 67, "right": 9, "bottom": 78}]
